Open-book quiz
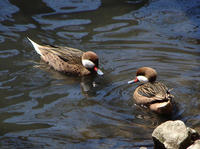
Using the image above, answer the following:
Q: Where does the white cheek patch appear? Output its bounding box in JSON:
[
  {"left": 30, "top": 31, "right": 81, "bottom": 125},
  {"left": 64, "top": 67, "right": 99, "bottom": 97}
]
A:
[
  {"left": 82, "top": 59, "right": 95, "bottom": 69},
  {"left": 137, "top": 76, "right": 149, "bottom": 83}
]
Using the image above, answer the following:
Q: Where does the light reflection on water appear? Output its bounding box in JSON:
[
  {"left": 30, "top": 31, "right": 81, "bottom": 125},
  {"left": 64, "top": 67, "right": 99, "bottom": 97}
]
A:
[{"left": 0, "top": 0, "right": 200, "bottom": 148}]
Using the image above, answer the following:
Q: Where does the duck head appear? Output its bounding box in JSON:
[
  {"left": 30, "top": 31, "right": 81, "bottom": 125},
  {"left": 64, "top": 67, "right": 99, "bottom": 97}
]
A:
[
  {"left": 82, "top": 51, "right": 103, "bottom": 76},
  {"left": 128, "top": 67, "right": 157, "bottom": 84}
]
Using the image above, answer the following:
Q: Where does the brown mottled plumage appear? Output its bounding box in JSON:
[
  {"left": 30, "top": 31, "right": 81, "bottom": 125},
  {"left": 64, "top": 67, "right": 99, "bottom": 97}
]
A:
[
  {"left": 128, "top": 67, "right": 173, "bottom": 115},
  {"left": 27, "top": 38, "right": 103, "bottom": 76}
]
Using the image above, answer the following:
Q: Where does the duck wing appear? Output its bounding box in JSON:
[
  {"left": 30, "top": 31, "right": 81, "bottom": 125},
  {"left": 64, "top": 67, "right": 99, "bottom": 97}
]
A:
[
  {"left": 137, "top": 82, "right": 170, "bottom": 101},
  {"left": 41, "top": 45, "right": 84, "bottom": 64},
  {"left": 28, "top": 38, "right": 84, "bottom": 64}
]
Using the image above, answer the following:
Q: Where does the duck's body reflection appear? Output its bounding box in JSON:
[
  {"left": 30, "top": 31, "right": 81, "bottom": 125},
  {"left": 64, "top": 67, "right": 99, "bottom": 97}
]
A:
[{"left": 34, "top": 61, "right": 104, "bottom": 97}]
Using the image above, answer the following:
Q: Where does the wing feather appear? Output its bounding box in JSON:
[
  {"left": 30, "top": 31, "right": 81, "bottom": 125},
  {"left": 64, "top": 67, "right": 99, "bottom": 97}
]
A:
[
  {"left": 138, "top": 82, "right": 169, "bottom": 99},
  {"left": 39, "top": 45, "right": 84, "bottom": 64}
]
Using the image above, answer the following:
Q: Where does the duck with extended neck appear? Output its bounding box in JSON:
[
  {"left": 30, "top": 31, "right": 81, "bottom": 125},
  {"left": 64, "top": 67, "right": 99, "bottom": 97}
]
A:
[
  {"left": 27, "top": 37, "right": 103, "bottom": 76},
  {"left": 128, "top": 67, "right": 173, "bottom": 115}
]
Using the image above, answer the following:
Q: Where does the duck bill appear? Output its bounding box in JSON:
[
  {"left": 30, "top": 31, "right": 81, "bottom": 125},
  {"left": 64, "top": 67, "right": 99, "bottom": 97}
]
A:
[
  {"left": 94, "top": 67, "right": 104, "bottom": 76},
  {"left": 128, "top": 78, "right": 138, "bottom": 84}
]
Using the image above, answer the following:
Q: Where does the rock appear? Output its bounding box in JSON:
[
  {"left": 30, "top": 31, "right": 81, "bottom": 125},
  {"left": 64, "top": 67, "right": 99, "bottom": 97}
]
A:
[
  {"left": 152, "top": 120, "right": 199, "bottom": 149},
  {"left": 187, "top": 140, "right": 200, "bottom": 149},
  {"left": 139, "top": 147, "right": 147, "bottom": 149}
]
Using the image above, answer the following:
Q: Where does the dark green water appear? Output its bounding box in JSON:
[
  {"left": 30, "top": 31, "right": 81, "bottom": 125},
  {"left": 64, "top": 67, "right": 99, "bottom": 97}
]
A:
[{"left": 0, "top": 0, "right": 200, "bottom": 148}]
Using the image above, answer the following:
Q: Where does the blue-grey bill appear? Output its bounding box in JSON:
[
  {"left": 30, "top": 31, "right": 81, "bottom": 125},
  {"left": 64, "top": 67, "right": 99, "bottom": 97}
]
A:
[
  {"left": 128, "top": 80, "right": 134, "bottom": 84},
  {"left": 97, "top": 69, "right": 104, "bottom": 76}
]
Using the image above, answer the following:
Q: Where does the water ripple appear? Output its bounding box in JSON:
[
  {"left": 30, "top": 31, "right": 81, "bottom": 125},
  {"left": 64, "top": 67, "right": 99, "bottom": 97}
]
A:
[
  {"left": 0, "top": 0, "right": 200, "bottom": 148},
  {"left": 0, "top": 49, "right": 19, "bottom": 58}
]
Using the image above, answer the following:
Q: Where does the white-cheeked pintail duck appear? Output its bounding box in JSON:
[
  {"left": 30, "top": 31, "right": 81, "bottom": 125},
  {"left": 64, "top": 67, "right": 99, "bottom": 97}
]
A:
[
  {"left": 27, "top": 37, "right": 103, "bottom": 76},
  {"left": 128, "top": 67, "right": 173, "bottom": 115}
]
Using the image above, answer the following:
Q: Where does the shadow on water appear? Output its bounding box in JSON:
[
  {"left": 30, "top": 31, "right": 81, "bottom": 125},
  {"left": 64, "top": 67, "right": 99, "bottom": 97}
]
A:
[{"left": 0, "top": 0, "right": 200, "bottom": 148}]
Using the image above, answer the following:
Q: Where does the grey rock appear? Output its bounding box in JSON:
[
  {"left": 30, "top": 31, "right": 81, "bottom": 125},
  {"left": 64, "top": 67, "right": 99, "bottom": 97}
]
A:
[
  {"left": 140, "top": 147, "right": 147, "bottom": 149},
  {"left": 187, "top": 140, "right": 200, "bottom": 149},
  {"left": 152, "top": 120, "right": 199, "bottom": 149}
]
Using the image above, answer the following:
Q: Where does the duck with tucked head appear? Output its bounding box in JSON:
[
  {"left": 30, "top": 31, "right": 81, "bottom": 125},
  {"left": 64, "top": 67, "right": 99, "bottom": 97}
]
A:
[
  {"left": 27, "top": 37, "right": 103, "bottom": 76},
  {"left": 128, "top": 67, "right": 173, "bottom": 115}
]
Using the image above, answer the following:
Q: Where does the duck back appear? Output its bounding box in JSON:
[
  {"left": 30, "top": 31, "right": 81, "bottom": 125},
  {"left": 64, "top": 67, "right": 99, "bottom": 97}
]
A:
[
  {"left": 39, "top": 45, "right": 90, "bottom": 76},
  {"left": 134, "top": 82, "right": 173, "bottom": 105},
  {"left": 138, "top": 82, "right": 169, "bottom": 98}
]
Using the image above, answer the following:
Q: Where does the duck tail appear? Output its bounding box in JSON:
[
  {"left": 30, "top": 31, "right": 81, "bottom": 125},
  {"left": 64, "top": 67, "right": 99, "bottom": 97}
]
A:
[{"left": 27, "top": 37, "right": 42, "bottom": 56}]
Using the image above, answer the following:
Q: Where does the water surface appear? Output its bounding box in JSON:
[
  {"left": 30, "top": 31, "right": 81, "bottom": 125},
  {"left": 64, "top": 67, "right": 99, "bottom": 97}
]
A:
[{"left": 0, "top": 0, "right": 200, "bottom": 148}]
